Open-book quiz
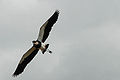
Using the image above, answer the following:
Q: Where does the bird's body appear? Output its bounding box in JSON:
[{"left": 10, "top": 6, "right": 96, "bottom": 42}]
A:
[
  {"left": 13, "top": 10, "right": 59, "bottom": 76},
  {"left": 32, "top": 40, "right": 51, "bottom": 54}
]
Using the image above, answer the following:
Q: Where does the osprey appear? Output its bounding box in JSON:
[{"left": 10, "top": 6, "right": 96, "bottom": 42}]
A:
[{"left": 13, "top": 10, "right": 59, "bottom": 76}]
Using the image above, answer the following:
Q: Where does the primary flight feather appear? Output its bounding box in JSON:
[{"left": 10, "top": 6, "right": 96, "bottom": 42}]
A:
[{"left": 13, "top": 10, "right": 59, "bottom": 76}]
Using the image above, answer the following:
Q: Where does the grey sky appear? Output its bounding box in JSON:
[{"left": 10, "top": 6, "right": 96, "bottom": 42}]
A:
[{"left": 1, "top": 0, "right": 120, "bottom": 80}]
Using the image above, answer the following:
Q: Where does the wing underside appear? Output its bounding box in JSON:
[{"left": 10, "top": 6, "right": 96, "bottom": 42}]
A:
[
  {"left": 13, "top": 47, "right": 39, "bottom": 76},
  {"left": 37, "top": 10, "right": 59, "bottom": 42}
]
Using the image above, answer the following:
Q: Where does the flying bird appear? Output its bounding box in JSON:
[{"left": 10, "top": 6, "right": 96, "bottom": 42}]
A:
[{"left": 13, "top": 10, "right": 59, "bottom": 76}]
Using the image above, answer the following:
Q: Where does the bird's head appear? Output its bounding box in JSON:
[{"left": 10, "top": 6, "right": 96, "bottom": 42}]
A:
[
  {"left": 32, "top": 40, "right": 36, "bottom": 43},
  {"left": 32, "top": 40, "right": 41, "bottom": 48}
]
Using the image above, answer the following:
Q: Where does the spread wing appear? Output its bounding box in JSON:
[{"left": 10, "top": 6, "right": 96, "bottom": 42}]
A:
[
  {"left": 13, "top": 46, "right": 39, "bottom": 76},
  {"left": 37, "top": 10, "right": 59, "bottom": 42}
]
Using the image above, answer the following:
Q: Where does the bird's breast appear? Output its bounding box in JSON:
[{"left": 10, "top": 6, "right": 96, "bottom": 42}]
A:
[{"left": 39, "top": 43, "right": 45, "bottom": 50}]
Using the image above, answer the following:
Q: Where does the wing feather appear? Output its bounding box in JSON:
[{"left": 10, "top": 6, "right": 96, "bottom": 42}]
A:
[
  {"left": 13, "top": 46, "right": 39, "bottom": 76},
  {"left": 37, "top": 10, "right": 59, "bottom": 42}
]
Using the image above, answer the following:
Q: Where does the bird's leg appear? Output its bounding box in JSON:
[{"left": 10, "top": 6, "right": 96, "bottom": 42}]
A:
[{"left": 46, "top": 49, "right": 52, "bottom": 54}]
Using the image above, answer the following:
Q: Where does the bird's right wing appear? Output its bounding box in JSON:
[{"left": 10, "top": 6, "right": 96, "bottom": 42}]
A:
[
  {"left": 37, "top": 10, "right": 59, "bottom": 42},
  {"left": 13, "top": 46, "right": 39, "bottom": 76}
]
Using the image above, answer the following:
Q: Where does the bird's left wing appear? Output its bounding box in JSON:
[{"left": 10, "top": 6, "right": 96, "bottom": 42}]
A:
[
  {"left": 37, "top": 10, "right": 59, "bottom": 42},
  {"left": 13, "top": 46, "right": 39, "bottom": 76}
]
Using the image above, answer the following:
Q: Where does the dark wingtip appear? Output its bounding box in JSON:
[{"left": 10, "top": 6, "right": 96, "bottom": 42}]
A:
[
  {"left": 12, "top": 65, "right": 23, "bottom": 77},
  {"left": 12, "top": 73, "right": 18, "bottom": 77},
  {"left": 12, "top": 71, "right": 21, "bottom": 77},
  {"left": 55, "top": 10, "right": 60, "bottom": 14}
]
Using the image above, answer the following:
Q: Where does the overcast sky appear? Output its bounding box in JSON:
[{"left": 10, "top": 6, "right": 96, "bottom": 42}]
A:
[{"left": 1, "top": 0, "right": 120, "bottom": 80}]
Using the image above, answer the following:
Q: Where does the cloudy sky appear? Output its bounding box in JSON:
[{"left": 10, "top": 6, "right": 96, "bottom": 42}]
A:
[{"left": 1, "top": 0, "right": 120, "bottom": 80}]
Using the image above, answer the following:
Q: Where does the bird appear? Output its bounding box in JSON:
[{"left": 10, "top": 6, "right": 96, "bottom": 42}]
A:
[{"left": 12, "top": 10, "right": 59, "bottom": 77}]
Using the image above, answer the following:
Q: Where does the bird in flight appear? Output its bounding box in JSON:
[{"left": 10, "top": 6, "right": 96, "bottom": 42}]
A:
[{"left": 13, "top": 10, "right": 59, "bottom": 77}]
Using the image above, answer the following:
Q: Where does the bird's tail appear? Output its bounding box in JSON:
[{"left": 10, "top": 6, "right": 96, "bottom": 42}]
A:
[{"left": 42, "top": 44, "right": 52, "bottom": 54}]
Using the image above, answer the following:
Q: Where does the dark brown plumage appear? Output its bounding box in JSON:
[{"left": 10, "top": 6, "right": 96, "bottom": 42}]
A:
[
  {"left": 13, "top": 10, "right": 59, "bottom": 76},
  {"left": 41, "top": 10, "right": 59, "bottom": 42},
  {"left": 13, "top": 47, "right": 39, "bottom": 76}
]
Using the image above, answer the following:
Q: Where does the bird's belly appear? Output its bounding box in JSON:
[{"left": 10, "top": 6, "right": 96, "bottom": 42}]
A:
[
  {"left": 39, "top": 43, "right": 45, "bottom": 51},
  {"left": 39, "top": 46, "right": 45, "bottom": 51}
]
